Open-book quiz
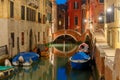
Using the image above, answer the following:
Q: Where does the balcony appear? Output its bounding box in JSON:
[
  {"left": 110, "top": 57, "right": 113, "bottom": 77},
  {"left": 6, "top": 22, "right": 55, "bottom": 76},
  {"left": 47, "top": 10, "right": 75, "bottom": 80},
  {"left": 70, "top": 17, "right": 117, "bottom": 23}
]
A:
[{"left": 27, "top": 0, "right": 39, "bottom": 9}]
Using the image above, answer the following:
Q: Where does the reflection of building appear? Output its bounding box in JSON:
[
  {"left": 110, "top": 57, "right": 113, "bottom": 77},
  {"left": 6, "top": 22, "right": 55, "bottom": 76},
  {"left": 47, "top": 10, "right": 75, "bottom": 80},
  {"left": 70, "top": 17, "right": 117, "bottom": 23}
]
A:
[
  {"left": 0, "top": 0, "right": 52, "bottom": 57},
  {"left": 57, "top": 4, "right": 67, "bottom": 30},
  {"left": 67, "top": 0, "right": 82, "bottom": 33}
]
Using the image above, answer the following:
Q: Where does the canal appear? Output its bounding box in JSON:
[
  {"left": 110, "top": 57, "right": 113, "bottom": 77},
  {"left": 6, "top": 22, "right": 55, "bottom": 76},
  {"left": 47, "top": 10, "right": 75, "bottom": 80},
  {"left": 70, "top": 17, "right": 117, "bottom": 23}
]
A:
[{"left": 3, "top": 42, "right": 98, "bottom": 80}]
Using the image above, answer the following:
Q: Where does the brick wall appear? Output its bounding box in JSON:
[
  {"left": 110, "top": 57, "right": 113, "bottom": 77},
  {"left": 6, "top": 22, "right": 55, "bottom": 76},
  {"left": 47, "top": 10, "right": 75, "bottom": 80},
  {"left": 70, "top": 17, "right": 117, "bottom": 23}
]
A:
[{"left": 105, "top": 65, "right": 113, "bottom": 80}]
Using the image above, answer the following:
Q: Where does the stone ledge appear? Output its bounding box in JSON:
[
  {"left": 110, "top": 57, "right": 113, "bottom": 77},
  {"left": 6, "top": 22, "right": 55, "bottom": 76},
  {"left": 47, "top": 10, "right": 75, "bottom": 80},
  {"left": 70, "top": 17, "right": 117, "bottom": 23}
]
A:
[
  {"left": 96, "top": 42, "right": 115, "bottom": 71},
  {"left": 105, "top": 56, "right": 114, "bottom": 71}
]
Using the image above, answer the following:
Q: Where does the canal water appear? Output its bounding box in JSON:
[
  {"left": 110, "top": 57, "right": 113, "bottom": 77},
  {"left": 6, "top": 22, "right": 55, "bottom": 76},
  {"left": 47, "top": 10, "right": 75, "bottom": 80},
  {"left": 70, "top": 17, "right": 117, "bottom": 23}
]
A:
[{"left": 4, "top": 43, "right": 97, "bottom": 80}]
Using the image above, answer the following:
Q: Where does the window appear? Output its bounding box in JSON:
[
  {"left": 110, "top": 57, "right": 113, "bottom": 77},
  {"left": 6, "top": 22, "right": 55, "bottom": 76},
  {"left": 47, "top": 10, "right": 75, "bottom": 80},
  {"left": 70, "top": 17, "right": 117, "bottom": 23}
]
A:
[
  {"left": 21, "top": 32, "right": 24, "bottom": 45},
  {"left": 82, "top": 0, "right": 86, "bottom": 4},
  {"left": 21, "top": 6, "right": 25, "bottom": 20},
  {"left": 26, "top": 7, "right": 36, "bottom": 21},
  {"left": 99, "top": 0, "right": 104, "bottom": 3},
  {"left": 74, "top": 1, "right": 79, "bottom": 9},
  {"left": 47, "top": 13, "right": 51, "bottom": 22},
  {"left": 106, "top": 5, "right": 114, "bottom": 23},
  {"left": 38, "top": 12, "right": 41, "bottom": 23},
  {"left": 11, "top": 33, "right": 14, "bottom": 48},
  {"left": 38, "top": 32, "right": 40, "bottom": 42},
  {"left": 118, "top": 31, "right": 120, "bottom": 42},
  {"left": 68, "top": 16, "right": 70, "bottom": 26},
  {"left": 74, "top": 16, "right": 78, "bottom": 25},
  {"left": 10, "top": 1, "right": 14, "bottom": 18},
  {"left": 43, "top": 15, "right": 46, "bottom": 24},
  {"left": 43, "top": 32, "right": 45, "bottom": 43}
]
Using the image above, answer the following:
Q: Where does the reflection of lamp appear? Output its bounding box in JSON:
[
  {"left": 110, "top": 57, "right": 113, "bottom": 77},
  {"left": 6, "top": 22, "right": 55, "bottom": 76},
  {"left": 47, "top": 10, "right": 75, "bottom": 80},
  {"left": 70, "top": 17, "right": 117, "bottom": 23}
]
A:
[
  {"left": 62, "top": 9, "right": 66, "bottom": 53},
  {"left": 62, "top": 9, "right": 65, "bottom": 30}
]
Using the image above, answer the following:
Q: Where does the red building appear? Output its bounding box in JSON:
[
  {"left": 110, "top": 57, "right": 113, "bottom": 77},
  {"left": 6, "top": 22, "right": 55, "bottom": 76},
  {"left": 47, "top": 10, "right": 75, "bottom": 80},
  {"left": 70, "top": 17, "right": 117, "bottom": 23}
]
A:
[
  {"left": 85, "top": 0, "right": 104, "bottom": 32},
  {"left": 67, "top": 0, "right": 82, "bottom": 33}
]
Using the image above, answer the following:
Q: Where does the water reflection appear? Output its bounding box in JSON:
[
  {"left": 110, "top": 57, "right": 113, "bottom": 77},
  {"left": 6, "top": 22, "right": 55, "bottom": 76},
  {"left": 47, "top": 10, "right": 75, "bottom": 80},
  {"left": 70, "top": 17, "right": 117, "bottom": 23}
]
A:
[
  {"left": 55, "top": 56, "right": 91, "bottom": 80},
  {"left": 6, "top": 56, "right": 92, "bottom": 80},
  {"left": 5, "top": 43, "right": 93, "bottom": 80},
  {"left": 53, "top": 35, "right": 77, "bottom": 52},
  {"left": 52, "top": 43, "right": 77, "bottom": 52}
]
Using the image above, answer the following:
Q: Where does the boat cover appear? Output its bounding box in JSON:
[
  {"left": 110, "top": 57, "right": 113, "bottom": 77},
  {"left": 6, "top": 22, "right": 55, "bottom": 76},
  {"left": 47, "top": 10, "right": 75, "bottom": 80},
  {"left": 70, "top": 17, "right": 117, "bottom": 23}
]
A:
[
  {"left": 70, "top": 51, "right": 90, "bottom": 69},
  {"left": 71, "top": 51, "right": 90, "bottom": 60},
  {"left": 12, "top": 52, "right": 39, "bottom": 63}
]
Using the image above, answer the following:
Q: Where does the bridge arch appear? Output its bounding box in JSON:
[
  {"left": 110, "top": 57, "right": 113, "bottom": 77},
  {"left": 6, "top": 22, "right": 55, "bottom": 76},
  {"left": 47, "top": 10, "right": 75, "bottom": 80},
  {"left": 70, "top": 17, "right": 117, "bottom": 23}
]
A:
[{"left": 52, "top": 29, "right": 82, "bottom": 42}]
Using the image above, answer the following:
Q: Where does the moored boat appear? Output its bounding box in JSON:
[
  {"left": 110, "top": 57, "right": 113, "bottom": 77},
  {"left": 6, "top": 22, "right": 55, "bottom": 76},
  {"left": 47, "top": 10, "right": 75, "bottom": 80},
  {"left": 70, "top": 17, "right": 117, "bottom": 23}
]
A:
[
  {"left": 12, "top": 52, "right": 39, "bottom": 66},
  {"left": 0, "top": 66, "right": 14, "bottom": 79},
  {"left": 69, "top": 51, "right": 90, "bottom": 70}
]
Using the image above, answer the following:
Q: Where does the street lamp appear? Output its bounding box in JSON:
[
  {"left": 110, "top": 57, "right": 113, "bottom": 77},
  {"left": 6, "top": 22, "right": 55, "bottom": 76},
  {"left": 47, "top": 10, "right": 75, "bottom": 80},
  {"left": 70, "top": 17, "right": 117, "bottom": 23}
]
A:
[
  {"left": 107, "top": 5, "right": 120, "bottom": 13},
  {"left": 98, "top": 16, "right": 103, "bottom": 21},
  {"left": 83, "top": 19, "right": 87, "bottom": 23},
  {"left": 107, "top": 7, "right": 113, "bottom": 13}
]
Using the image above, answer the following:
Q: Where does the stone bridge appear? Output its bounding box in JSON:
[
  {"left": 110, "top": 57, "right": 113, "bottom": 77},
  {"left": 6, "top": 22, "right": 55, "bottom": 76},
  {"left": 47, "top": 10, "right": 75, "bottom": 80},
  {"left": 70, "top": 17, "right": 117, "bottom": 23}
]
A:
[
  {"left": 52, "top": 29, "right": 82, "bottom": 42},
  {"left": 52, "top": 29, "right": 95, "bottom": 57}
]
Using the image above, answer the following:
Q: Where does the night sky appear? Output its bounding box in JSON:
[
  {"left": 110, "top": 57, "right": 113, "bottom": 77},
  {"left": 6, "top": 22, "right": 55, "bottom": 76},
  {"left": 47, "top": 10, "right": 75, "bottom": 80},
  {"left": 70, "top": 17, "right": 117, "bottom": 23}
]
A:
[{"left": 56, "top": 0, "right": 67, "bottom": 4}]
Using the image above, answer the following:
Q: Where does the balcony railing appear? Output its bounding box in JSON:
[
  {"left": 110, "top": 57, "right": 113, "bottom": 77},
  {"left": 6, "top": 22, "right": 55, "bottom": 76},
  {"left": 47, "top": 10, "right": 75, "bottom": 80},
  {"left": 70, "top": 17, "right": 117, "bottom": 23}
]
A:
[{"left": 27, "top": 0, "right": 39, "bottom": 9}]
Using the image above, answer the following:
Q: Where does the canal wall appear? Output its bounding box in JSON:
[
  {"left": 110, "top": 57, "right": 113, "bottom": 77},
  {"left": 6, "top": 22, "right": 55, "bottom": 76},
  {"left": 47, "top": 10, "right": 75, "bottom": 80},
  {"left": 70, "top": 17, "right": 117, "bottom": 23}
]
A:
[{"left": 95, "top": 42, "right": 120, "bottom": 80}]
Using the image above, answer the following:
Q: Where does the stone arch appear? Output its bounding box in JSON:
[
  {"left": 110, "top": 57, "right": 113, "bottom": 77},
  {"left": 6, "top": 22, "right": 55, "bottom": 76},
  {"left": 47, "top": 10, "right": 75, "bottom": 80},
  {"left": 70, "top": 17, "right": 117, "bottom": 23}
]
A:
[{"left": 52, "top": 29, "right": 82, "bottom": 42}]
